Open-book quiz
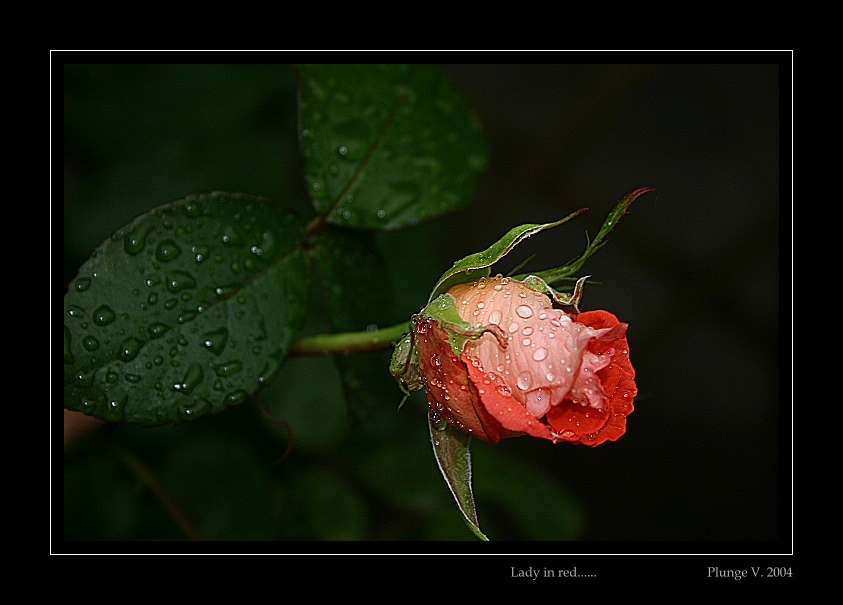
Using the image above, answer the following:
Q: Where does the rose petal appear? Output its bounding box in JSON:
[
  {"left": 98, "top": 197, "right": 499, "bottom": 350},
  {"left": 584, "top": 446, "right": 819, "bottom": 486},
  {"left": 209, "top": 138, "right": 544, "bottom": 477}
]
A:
[
  {"left": 414, "top": 316, "right": 503, "bottom": 443},
  {"left": 463, "top": 351, "right": 554, "bottom": 441}
]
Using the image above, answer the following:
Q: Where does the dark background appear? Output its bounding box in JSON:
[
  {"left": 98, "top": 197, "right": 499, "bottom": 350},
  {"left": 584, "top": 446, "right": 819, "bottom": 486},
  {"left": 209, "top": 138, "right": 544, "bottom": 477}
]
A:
[
  {"left": 437, "top": 62, "right": 784, "bottom": 542},
  {"left": 60, "top": 57, "right": 788, "bottom": 551}
]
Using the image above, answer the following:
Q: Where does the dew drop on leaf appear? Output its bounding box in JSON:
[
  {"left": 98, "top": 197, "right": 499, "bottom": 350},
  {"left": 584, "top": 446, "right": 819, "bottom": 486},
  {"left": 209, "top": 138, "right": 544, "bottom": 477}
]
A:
[
  {"left": 82, "top": 335, "right": 100, "bottom": 351},
  {"left": 165, "top": 271, "right": 197, "bottom": 293},
  {"left": 67, "top": 305, "right": 85, "bottom": 318},
  {"left": 211, "top": 360, "right": 243, "bottom": 377},
  {"left": 173, "top": 362, "right": 204, "bottom": 395},
  {"left": 147, "top": 322, "right": 169, "bottom": 339},
  {"left": 92, "top": 305, "right": 116, "bottom": 326},
  {"left": 224, "top": 390, "right": 247, "bottom": 405},
  {"left": 200, "top": 328, "right": 229, "bottom": 355},
  {"left": 119, "top": 337, "right": 143, "bottom": 362},
  {"left": 124, "top": 223, "right": 153, "bottom": 256}
]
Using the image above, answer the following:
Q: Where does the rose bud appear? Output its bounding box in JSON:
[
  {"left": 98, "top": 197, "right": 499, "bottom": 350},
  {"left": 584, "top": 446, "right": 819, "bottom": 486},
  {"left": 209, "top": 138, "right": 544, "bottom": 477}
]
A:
[{"left": 406, "top": 275, "right": 636, "bottom": 446}]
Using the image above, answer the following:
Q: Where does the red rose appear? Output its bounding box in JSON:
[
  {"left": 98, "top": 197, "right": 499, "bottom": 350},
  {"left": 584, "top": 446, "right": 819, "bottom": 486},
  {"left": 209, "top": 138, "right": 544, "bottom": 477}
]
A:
[{"left": 413, "top": 276, "right": 636, "bottom": 445}]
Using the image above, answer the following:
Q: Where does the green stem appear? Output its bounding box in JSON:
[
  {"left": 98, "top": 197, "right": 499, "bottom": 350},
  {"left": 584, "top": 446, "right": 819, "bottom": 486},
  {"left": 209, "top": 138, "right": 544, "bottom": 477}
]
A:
[{"left": 291, "top": 321, "right": 410, "bottom": 355}]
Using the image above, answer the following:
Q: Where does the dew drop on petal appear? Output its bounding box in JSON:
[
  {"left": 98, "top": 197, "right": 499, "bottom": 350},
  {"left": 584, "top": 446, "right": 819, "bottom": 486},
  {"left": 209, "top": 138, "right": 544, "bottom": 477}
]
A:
[
  {"left": 533, "top": 347, "right": 548, "bottom": 361},
  {"left": 515, "top": 305, "right": 533, "bottom": 318},
  {"left": 516, "top": 371, "right": 533, "bottom": 391},
  {"left": 488, "top": 310, "right": 502, "bottom": 325},
  {"left": 508, "top": 322, "right": 519, "bottom": 333},
  {"left": 525, "top": 389, "right": 551, "bottom": 417}
]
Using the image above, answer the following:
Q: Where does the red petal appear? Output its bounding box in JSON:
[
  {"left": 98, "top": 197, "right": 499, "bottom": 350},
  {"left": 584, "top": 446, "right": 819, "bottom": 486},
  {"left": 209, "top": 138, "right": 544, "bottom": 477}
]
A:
[
  {"left": 414, "top": 317, "right": 503, "bottom": 443},
  {"left": 565, "top": 310, "right": 638, "bottom": 446},
  {"left": 463, "top": 351, "right": 555, "bottom": 441}
]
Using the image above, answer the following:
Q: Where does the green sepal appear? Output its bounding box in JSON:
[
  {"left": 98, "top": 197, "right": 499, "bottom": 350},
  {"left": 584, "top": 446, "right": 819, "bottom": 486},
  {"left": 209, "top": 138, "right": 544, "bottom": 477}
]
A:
[
  {"left": 428, "top": 208, "right": 587, "bottom": 302},
  {"left": 420, "top": 294, "right": 507, "bottom": 359},
  {"left": 389, "top": 332, "right": 422, "bottom": 394},
  {"left": 429, "top": 418, "right": 489, "bottom": 541},
  {"left": 515, "top": 186, "right": 656, "bottom": 286},
  {"left": 519, "top": 274, "right": 589, "bottom": 314}
]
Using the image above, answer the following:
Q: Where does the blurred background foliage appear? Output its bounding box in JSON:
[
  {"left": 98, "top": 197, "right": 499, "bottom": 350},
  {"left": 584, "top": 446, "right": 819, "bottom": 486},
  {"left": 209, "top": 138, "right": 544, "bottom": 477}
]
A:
[{"left": 60, "top": 59, "right": 786, "bottom": 548}]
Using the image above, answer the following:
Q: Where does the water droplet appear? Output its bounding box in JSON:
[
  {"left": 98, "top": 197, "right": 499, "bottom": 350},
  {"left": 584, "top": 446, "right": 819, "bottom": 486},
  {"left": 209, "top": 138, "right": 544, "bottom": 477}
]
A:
[
  {"left": 82, "top": 335, "right": 100, "bottom": 351},
  {"left": 92, "top": 305, "right": 116, "bottom": 326},
  {"left": 74, "top": 277, "right": 91, "bottom": 292},
  {"left": 201, "top": 328, "right": 229, "bottom": 355},
  {"left": 165, "top": 271, "right": 197, "bottom": 293},
  {"left": 377, "top": 209, "right": 386, "bottom": 218},
  {"left": 211, "top": 360, "right": 243, "bottom": 377},
  {"left": 119, "top": 337, "right": 143, "bottom": 362},
  {"left": 522, "top": 326, "right": 533, "bottom": 336},
  {"left": 521, "top": 338, "right": 531, "bottom": 346},
  {"left": 124, "top": 224, "right": 153, "bottom": 255},
  {"left": 516, "top": 371, "right": 533, "bottom": 391},
  {"left": 488, "top": 310, "right": 502, "bottom": 325},
  {"left": 476, "top": 302, "right": 485, "bottom": 309},
  {"left": 146, "top": 323, "right": 168, "bottom": 339},
  {"left": 525, "top": 388, "right": 551, "bottom": 417},
  {"left": 430, "top": 354, "right": 441, "bottom": 367},
  {"left": 155, "top": 240, "right": 182, "bottom": 262},
  {"left": 75, "top": 370, "right": 96, "bottom": 387},
  {"left": 124, "top": 373, "right": 142, "bottom": 384},
  {"left": 173, "top": 362, "right": 204, "bottom": 395},
  {"left": 533, "top": 347, "right": 548, "bottom": 361},
  {"left": 515, "top": 305, "right": 533, "bottom": 318},
  {"left": 497, "top": 384, "right": 512, "bottom": 397},
  {"left": 546, "top": 371, "right": 556, "bottom": 381},
  {"left": 507, "top": 322, "right": 519, "bottom": 333},
  {"left": 431, "top": 414, "right": 449, "bottom": 431},
  {"left": 67, "top": 305, "right": 85, "bottom": 318}
]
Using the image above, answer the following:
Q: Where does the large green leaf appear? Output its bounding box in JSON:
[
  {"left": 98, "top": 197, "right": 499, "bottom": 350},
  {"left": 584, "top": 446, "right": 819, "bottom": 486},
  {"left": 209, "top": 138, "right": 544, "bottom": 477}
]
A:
[
  {"left": 63, "top": 192, "right": 308, "bottom": 424},
  {"left": 296, "top": 64, "right": 487, "bottom": 230}
]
